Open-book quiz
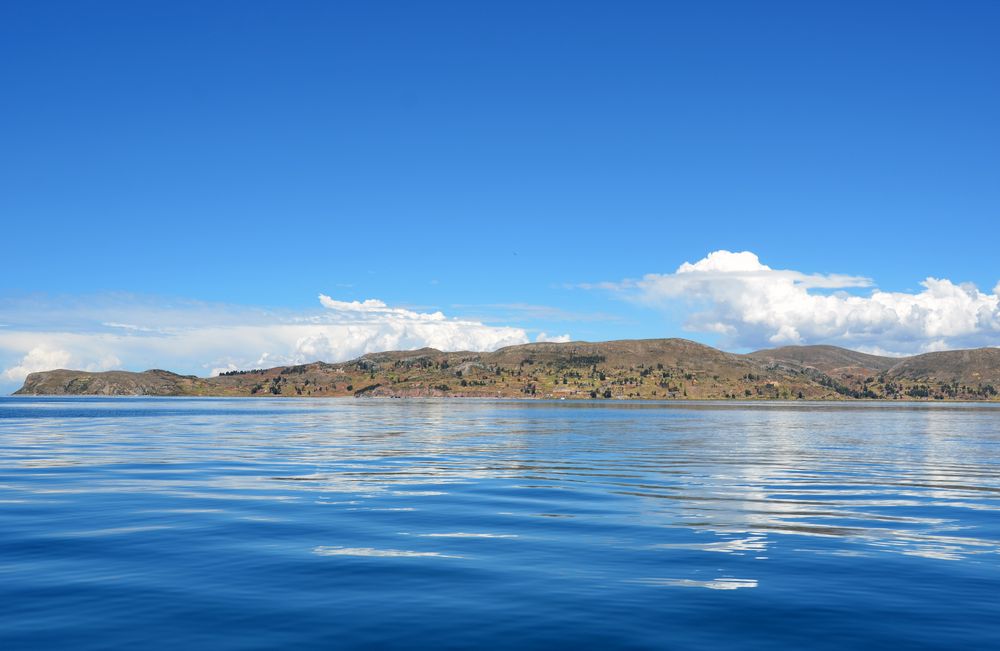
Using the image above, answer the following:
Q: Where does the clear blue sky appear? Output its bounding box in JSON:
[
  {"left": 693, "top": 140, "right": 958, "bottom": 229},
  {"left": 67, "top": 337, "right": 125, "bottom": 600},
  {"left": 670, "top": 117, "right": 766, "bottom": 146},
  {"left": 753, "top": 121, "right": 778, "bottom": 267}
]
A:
[{"left": 1, "top": 1, "right": 998, "bottom": 384}]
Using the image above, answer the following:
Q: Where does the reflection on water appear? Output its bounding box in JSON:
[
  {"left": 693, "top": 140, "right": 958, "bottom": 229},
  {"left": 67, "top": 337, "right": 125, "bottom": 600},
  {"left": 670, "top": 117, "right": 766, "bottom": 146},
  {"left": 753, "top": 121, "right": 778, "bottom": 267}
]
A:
[
  {"left": 1, "top": 397, "right": 999, "bottom": 650},
  {"left": 313, "top": 546, "right": 463, "bottom": 559},
  {"left": 628, "top": 577, "right": 759, "bottom": 590}
]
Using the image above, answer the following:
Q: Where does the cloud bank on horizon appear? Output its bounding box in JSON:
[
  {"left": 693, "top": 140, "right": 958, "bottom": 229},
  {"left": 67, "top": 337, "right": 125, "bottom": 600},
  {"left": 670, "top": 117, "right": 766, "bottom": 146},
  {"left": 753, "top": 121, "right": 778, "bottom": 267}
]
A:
[
  {"left": 0, "top": 296, "right": 536, "bottom": 387},
  {"left": 601, "top": 250, "right": 1000, "bottom": 355},
  {"left": 3, "top": 250, "right": 998, "bottom": 390}
]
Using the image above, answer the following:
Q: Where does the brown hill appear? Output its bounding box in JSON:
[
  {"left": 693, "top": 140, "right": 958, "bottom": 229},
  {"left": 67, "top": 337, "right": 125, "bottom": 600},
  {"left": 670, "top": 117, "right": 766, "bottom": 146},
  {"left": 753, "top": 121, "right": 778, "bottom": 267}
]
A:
[
  {"left": 13, "top": 339, "right": 1000, "bottom": 401},
  {"left": 16, "top": 369, "right": 206, "bottom": 396},
  {"left": 748, "top": 345, "right": 897, "bottom": 375},
  {"left": 887, "top": 348, "right": 1000, "bottom": 385}
]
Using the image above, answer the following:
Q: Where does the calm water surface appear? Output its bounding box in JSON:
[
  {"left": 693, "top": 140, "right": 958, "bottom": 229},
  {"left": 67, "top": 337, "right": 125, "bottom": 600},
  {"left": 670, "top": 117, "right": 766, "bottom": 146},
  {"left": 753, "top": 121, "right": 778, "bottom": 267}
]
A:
[{"left": 1, "top": 397, "right": 999, "bottom": 649}]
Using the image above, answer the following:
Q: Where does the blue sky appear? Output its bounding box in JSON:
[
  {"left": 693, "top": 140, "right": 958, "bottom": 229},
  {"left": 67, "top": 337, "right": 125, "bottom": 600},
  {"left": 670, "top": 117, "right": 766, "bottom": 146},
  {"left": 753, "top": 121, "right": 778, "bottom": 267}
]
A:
[{"left": 2, "top": 1, "right": 999, "bottom": 389}]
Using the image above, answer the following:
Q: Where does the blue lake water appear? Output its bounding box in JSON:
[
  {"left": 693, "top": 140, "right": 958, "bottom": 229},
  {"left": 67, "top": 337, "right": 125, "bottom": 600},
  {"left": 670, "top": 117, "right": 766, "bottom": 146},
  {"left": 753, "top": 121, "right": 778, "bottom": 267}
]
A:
[{"left": 1, "top": 397, "right": 999, "bottom": 650}]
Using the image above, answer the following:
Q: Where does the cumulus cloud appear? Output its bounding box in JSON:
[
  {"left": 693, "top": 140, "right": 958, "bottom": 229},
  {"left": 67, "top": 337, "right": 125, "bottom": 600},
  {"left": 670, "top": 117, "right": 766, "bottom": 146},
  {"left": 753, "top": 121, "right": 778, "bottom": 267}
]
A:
[
  {"left": 0, "top": 295, "right": 536, "bottom": 390},
  {"left": 1, "top": 345, "right": 122, "bottom": 383},
  {"left": 2, "top": 346, "right": 73, "bottom": 382},
  {"left": 605, "top": 250, "right": 1000, "bottom": 354},
  {"left": 291, "top": 294, "right": 529, "bottom": 360},
  {"left": 535, "top": 332, "right": 572, "bottom": 343}
]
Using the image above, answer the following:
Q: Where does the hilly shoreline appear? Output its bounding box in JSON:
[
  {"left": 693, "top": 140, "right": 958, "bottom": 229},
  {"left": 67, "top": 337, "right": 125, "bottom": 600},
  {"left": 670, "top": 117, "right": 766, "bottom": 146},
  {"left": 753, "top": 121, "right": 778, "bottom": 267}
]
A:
[{"left": 13, "top": 338, "right": 1000, "bottom": 401}]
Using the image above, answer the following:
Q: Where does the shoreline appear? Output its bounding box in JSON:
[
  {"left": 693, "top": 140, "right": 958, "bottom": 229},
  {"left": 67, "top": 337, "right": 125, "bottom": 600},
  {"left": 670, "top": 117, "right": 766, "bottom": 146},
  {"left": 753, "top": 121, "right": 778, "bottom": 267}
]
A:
[{"left": 7, "top": 393, "right": 999, "bottom": 405}]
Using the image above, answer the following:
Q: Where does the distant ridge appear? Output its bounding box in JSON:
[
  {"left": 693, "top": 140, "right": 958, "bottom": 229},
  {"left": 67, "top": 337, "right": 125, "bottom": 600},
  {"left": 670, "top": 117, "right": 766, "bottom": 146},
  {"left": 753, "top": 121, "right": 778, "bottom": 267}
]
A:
[
  {"left": 14, "top": 339, "right": 1000, "bottom": 401},
  {"left": 748, "top": 345, "right": 897, "bottom": 373}
]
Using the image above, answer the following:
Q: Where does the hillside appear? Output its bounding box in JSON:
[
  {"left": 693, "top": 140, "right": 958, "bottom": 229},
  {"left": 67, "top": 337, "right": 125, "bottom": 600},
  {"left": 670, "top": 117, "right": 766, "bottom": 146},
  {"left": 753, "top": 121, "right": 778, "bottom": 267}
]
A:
[
  {"left": 886, "top": 348, "right": 1000, "bottom": 387},
  {"left": 748, "top": 344, "right": 1000, "bottom": 400},
  {"left": 748, "top": 345, "right": 897, "bottom": 374},
  {"left": 13, "top": 339, "right": 1000, "bottom": 401},
  {"left": 15, "top": 369, "right": 207, "bottom": 396}
]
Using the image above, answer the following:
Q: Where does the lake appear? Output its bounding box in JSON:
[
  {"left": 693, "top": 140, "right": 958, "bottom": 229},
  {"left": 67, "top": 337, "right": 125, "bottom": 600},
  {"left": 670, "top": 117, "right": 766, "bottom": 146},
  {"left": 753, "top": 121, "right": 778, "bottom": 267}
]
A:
[{"left": 1, "top": 397, "right": 999, "bottom": 649}]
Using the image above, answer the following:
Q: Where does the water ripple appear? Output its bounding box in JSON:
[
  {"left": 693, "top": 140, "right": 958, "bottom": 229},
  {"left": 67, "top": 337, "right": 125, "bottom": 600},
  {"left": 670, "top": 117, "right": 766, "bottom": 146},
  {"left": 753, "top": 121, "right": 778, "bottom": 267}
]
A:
[{"left": 2, "top": 397, "right": 1000, "bottom": 649}]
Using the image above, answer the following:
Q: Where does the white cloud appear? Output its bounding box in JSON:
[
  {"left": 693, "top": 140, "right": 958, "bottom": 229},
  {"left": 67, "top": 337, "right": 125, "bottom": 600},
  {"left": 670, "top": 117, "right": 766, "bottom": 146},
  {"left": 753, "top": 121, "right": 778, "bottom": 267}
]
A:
[
  {"left": 0, "top": 295, "right": 538, "bottom": 390},
  {"left": 535, "top": 332, "right": 572, "bottom": 343},
  {"left": 605, "top": 250, "right": 1000, "bottom": 354},
  {"left": 287, "top": 296, "right": 529, "bottom": 360},
  {"left": 2, "top": 346, "right": 73, "bottom": 382}
]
